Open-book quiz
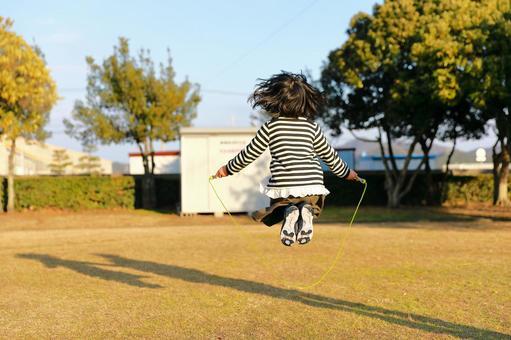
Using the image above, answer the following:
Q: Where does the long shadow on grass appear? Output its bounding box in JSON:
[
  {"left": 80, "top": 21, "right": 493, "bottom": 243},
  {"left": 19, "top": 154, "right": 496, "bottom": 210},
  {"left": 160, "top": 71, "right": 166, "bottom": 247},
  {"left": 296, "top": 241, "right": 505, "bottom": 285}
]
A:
[
  {"left": 17, "top": 253, "right": 162, "bottom": 288},
  {"left": 93, "top": 253, "right": 506, "bottom": 339}
]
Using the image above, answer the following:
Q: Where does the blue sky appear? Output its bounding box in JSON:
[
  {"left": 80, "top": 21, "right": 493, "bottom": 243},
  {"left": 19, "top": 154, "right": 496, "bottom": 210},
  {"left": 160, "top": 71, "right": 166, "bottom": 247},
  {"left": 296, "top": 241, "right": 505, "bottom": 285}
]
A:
[{"left": 3, "top": 0, "right": 491, "bottom": 162}]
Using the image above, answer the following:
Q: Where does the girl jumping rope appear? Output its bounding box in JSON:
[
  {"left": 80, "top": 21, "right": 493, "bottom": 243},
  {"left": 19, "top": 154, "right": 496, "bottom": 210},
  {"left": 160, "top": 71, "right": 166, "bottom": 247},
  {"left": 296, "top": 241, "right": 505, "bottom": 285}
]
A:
[{"left": 214, "top": 71, "right": 359, "bottom": 246}]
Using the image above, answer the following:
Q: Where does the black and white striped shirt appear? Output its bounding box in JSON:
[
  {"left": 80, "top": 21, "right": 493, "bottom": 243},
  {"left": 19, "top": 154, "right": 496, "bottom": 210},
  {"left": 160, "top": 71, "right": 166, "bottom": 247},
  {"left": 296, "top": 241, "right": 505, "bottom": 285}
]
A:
[{"left": 226, "top": 117, "right": 350, "bottom": 192}]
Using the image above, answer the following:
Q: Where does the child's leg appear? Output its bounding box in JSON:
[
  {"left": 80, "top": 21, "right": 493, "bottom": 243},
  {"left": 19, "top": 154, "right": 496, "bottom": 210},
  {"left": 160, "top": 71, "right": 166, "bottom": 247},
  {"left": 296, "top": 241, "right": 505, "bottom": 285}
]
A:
[{"left": 251, "top": 198, "right": 293, "bottom": 227}]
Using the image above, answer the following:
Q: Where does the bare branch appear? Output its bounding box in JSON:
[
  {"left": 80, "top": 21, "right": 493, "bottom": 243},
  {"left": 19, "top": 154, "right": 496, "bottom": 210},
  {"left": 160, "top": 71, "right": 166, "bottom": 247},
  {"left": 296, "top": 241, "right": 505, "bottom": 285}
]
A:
[
  {"left": 376, "top": 127, "right": 396, "bottom": 182},
  {"left": 444, "top": 136, "right": 457, "bottom": 176},
  {"left": 399, "top": 156, "right": 426, "bottom": 200},
  {"left": 397, "top": 136, "right": 419, "bottom": 187},
  {"left": 384, "top": 126, "right": 399, "bottom": 175},
  {"left": 348, "top": 129, "right": 379, "bottom": 143},
  {"left": 149, "top": 137, "right": 156, "bottom": 175}
]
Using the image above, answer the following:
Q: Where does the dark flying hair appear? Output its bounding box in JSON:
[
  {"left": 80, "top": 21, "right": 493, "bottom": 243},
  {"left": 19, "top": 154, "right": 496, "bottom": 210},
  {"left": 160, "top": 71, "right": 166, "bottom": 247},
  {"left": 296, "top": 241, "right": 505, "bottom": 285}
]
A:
[{"left": 248, "top": 71, "right": 324, "bottom": 119}]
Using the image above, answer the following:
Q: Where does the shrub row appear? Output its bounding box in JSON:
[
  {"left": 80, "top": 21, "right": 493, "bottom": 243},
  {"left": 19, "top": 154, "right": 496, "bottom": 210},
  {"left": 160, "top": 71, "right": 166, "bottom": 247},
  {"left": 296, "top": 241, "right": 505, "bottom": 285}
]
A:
[
  {"left": 325, "top": 173, "right": 509, "bottom": 206},
  {"left": 1, "top": 176, "right": 135, "bottom": 210},
  {"left": 443, "top": 174, "right": 505, "bottom": 205},
  {"left": 324, "top": 172, "right": 444, "bottom": 206},
  {"left": 0, "top": 173, "right": 507, "bottom": 211}
]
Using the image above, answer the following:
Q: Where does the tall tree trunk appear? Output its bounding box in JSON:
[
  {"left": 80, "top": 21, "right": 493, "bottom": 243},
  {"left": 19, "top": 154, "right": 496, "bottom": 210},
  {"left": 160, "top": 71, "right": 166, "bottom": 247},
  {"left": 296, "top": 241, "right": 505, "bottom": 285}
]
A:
[
  {"left": 352, "top": 128, "right": 425, "bottom": 208},
  {"left": 440, "top": 137, "right": 457, "bottom": 203},
  {"left": 393, "top": 137, "right": 425, "bottom": 208},
  {"left": 375, "top": 129, "right": 400, "bottom": 208},
  {"left": 492, "top": 139, "right": 501, "bottom": 204},
  {"left": 377, "top": 132, "right": 425, "bottom": 208},
  {"left": 420, "top": 138, "right": 440, "bottom": 206},
  {"left": 141, "top": 171, "right": 157, "bottom": 209},
  {"left": 7, "top": 138, "right": 16, "bottom": 212},
  {"left": 0, "top": 175, "right": 4, "bottom": 213},
  {"left": 136, "top": 139, "right": 157, "bottom": 210},
  {"left": 387, "top": 185, "right": 401, "bottom": 208},
  {"left": 495, "top": 144, "right": 510, "bottom": 206}
]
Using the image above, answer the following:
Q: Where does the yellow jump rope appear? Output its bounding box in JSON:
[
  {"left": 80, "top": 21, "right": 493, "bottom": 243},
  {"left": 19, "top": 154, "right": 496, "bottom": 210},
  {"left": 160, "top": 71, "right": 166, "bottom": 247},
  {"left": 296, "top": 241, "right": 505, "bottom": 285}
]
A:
[{"left": 208, "top": 175, "right": 367, "bottom": 291}]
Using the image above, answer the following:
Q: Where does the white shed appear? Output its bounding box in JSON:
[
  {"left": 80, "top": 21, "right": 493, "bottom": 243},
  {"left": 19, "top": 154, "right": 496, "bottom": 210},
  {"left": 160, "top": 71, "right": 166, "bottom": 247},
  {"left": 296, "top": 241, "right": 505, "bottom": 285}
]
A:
[{"left": 180, "top": 127, "right": 270, "bottom": 215}]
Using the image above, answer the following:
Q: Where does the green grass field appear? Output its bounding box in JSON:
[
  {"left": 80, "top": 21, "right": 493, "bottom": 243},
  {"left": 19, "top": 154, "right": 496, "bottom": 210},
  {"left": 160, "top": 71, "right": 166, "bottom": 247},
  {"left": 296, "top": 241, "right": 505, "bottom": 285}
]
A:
[{"left": 1, "top": 209, "right": 510, "bottom": 339}]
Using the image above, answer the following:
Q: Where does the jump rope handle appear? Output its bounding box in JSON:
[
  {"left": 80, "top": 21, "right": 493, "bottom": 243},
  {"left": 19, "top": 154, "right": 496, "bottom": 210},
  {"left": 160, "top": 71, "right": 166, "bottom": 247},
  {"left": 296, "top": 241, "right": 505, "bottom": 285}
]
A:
[{"left": 355, "top": 176, "right": 367, "bottom": 185}]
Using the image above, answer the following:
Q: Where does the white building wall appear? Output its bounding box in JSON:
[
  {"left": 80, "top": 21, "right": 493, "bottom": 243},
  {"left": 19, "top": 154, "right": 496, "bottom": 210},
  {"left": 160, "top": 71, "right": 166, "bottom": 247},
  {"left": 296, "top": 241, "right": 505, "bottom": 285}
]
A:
[
  {"left": 0, "top": 145, "right": 8, "bottom": 175},
  {"left": 0, "top": 137, "right": 113, "bottom": 176},
  {"left": 129, "top": 154, "right": 180, "bottom": 175},
  {"left": 181, "top": 136, "right": 210, "bottom": 213},
  {"left": 180, "top": 127, "right": 271, "bottom": 215},
  {"left": 444, "top": 163, "right": 493, "bottom": 171}
]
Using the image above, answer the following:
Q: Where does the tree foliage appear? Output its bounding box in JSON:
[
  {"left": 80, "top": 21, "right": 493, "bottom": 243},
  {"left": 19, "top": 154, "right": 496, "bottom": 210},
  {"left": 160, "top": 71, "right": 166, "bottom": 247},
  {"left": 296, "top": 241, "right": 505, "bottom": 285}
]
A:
[
  {"left": 0, "top": 17, "right": 57, "bottom": 211},
  {"left": 0, "top": 17, "right": 57, "bottom": 141},
  {"left": 75, "top": 144, "right": 102, "bottom": 175},
  {"left": 320, "top": 0, "right": 491, "bottom": 207},
  {"left": 49, "top": 149, "right": 73, "bottom": 175},
  {"left": 469, "top": 0, "right": 511, "bottom": 206},
  {"left": 65, "top": 37, "right": 200, "bottom": 208}
]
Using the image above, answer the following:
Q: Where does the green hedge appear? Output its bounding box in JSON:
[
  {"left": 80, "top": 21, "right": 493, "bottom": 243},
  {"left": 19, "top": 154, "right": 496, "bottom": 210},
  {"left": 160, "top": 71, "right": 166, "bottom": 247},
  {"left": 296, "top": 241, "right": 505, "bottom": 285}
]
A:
[
  {"left": 324, "top": 173, "right": 446, "bottom": 206},
  {"left": 10, "top": 176, "right": 135, "bottom": 210},
  {"left": 0, "top": 175, "right": 176, "bottom": 211},
  {"left": 325, "top": 173, "right": 509, "bottom": 206},
  {"left": 443, "top": 174, "right": 510, "bottom": 205},
  {"left": 0, "top": 173, "right": 506, "bottom": 211}
]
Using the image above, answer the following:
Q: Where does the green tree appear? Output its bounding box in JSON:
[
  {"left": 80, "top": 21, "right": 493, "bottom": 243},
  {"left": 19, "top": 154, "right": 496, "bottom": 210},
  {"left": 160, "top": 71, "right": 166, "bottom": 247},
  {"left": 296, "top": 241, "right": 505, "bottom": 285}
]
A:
[
  {"left": 320, "top": 2, "right": 432, "bottom": 208},
  {"left": 75, "top": 144, "right": 102, "bottom": 175},
  {"left": 64, "top": 38, "right": 200, "bottom": 209},
  {"left": 400, "top": 0, "right": 489, "bottom": 203},
  {"left": 49, "top": 149, "right": 73, "bottom": 175},
  {"left": 470, "top": 0, "right": 511, "bottom": 206},
  {"left": 413, "top": 0, "right": 510, "bottom": 206},
  {"left": 320, "top": 0, "right": 488, "bottom": 207},
  {"left": 0, "top": 17, "right": 58, "bottom": 212}
]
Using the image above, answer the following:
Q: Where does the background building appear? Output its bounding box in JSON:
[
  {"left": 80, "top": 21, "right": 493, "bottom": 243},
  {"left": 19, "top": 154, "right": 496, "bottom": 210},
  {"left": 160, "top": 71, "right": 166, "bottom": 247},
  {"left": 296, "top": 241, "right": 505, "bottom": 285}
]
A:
[
  {"left": 126, "top": 135, "right": 493, "bottom": 178},
  {"left": 179, "top": 127, "right": 270, "bottom": 215},
  {"left": 0, "top": 137, "right": 113, "bottom": 176},
  {"left": 337, "top": 139, "right": 493, "bottom": 173},
  {"left": 128, "top": 151, "right": 180, "bottom": 175}
]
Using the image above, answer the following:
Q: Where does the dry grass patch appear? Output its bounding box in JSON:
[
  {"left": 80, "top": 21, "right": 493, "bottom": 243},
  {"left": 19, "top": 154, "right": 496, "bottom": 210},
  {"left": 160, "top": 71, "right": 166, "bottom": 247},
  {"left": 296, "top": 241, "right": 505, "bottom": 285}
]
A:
[{"left": 0, "top": 210, "right": 510, "bottom": 338}]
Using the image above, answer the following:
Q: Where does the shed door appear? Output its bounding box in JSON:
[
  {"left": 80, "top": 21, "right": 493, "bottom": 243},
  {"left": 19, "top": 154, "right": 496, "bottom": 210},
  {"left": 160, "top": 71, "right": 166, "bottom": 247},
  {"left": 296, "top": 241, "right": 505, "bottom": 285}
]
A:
[{"left": 181, "top": 135, "right": 209, "bottom": 213}]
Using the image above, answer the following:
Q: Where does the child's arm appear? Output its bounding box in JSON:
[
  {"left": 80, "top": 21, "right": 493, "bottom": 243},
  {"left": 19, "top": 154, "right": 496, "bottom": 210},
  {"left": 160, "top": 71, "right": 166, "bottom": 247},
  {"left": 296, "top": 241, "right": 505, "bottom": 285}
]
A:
[
  {"left": 214, "top": 123, "right": 270, "bottom": 178},
  {"left": 313, "top": 123, "right": 358, "bottom": 180}
]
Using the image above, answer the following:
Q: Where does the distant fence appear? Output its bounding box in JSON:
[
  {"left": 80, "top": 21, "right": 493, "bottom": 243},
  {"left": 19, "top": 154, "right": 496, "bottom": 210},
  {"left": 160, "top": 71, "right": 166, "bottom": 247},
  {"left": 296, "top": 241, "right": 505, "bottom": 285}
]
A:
[{"left": 0, "top": 173, "right": 508, "bottom": 211}]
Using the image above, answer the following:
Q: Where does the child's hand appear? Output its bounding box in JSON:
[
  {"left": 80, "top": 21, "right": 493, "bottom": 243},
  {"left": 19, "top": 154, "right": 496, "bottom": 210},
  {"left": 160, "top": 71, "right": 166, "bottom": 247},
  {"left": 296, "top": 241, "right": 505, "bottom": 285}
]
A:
[
  {"left": 346, "top": 169, "right": 359, "bottom": 181},
  {"left": 214, "top": 165, "right": 229, "bottom": 179}
]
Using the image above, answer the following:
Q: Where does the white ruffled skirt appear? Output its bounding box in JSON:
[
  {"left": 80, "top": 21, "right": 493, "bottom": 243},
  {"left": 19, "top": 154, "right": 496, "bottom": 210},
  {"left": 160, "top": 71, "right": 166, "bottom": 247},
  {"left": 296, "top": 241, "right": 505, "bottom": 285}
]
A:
[{"left": 259, "top": 177, "right": 330, "bottom": 199}]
